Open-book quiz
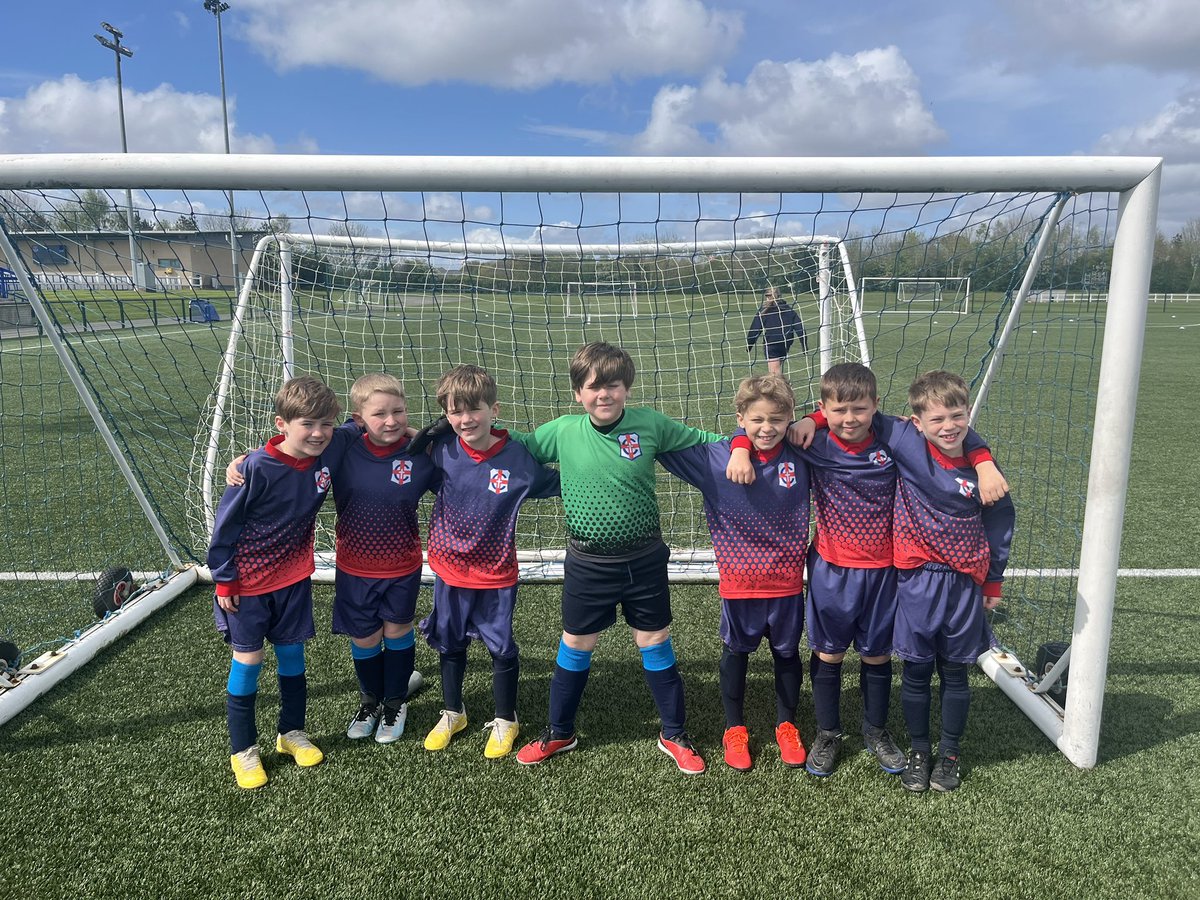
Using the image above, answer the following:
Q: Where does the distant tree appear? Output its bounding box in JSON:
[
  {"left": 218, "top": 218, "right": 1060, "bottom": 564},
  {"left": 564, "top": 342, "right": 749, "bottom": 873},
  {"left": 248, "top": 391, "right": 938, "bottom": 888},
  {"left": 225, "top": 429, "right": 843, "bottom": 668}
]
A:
[
  {"left": 267, "top": 214, "right": 293, "bottom": 234},
  {"left": 174, "top": 214, "right": 198, "bottom": 231},
  {"left": 200, "top": 209, "right": 261, "bottom": 231},
  {"left": 54, "top": 189, "right": 113, "bottom": 230},
  {"left": 0, "top": 191, "right": 51, "bottom": 230},
  {"left": 328, "top": 221, "right": 371, "bottom": 239}
]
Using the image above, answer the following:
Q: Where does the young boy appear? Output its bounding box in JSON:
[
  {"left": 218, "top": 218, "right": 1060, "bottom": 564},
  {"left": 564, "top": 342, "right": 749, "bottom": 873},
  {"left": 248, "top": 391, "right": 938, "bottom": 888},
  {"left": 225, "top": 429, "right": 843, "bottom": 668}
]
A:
[
  {"left": 208, "top": 375, "right": 340, "bottom": 790},
  {"left": 887, "top": 370, "right": 1015, "bottom": 792},
  {"left": 228, "top": 374, "right": 436, "bottom": 745},
  {"left": 511, "top": 342, "right": 726, "bottom": 775},
  {"left": 331, "top": 374, "right": 438, "bottom": 744},
  {"left": 658, "top": 374, "right": 810, "bottom": 772},
  {"left": 418, "top": 365, "right": 560, "bottom": 759}
]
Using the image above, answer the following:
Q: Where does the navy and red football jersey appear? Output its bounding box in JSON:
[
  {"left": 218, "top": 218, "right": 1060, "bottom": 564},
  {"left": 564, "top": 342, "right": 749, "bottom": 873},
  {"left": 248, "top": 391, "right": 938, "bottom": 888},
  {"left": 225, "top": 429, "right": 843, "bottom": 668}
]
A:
[
  {"left": 883, "top": 417, "right": 1014, "bottom": 593},
  {"left": 208, "top": 434, "right": 334, "bottom": 597},
  {"left": 329, "top": 431, "right": 440, "bottom": 579},
  {"left": 658, "top": 439, "right": 809, "bottom": 599},
  {"left": 426, "top": 430, "right": 560, "bottom": 588}
]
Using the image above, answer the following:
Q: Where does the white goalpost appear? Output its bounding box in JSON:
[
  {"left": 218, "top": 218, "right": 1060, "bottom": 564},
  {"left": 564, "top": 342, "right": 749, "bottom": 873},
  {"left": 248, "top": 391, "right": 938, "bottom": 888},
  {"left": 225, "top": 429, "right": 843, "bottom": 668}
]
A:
[{"left": 0, "top": 153, "right": 1162, "bottom": 771}]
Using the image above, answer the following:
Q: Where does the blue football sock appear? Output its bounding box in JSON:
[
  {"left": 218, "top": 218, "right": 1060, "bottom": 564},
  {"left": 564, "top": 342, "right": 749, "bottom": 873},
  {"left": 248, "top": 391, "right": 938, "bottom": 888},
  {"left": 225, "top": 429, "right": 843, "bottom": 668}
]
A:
[
  {"left": 640, "top": 639, "right": 685, "bottom": 739},
  {"left": 226, "top": 659, "right": 261, "bottom": 754},
  {"left": 549, "top": 640, "right": 592, "bottom": 737}
]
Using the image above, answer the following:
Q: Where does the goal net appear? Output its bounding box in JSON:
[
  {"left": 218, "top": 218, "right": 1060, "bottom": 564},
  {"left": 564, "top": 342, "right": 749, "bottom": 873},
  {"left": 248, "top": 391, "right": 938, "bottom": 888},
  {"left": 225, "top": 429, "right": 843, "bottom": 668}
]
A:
[{"left": 0, "top": 154, "right": 1161, "bottom": 769}]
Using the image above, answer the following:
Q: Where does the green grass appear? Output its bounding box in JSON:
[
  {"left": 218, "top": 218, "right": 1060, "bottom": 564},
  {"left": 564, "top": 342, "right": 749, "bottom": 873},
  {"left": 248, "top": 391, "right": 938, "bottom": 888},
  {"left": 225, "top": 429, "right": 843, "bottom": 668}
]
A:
[{"left": 1, "top": 576, "right": 1197, "bottom": 898}]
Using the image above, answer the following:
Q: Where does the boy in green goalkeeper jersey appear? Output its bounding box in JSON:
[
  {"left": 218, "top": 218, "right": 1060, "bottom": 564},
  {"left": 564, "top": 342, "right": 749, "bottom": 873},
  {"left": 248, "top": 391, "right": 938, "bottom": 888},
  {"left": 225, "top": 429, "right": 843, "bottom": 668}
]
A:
[{"left": 512, "top": 342, "right": 725, "bottom": 774}]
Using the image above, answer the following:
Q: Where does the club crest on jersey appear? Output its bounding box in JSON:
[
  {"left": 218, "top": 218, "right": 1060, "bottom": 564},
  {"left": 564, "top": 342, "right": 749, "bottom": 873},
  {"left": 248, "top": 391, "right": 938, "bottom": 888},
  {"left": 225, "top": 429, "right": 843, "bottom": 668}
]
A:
[
  {"left": 391, "top": 459, "right": 412, "bottom": 486},
  {"left": 618, "top": 432, "right": 642, "bottom": 460},
  {"left": 956, "top": 476, "right": 976, "bottom": 498},
  {"left": 869, "top": 449, "right": 891, "bottom": 467},
  {"left": 314, "top": 466, "right": 332, "bottom": 493},
  {"left": 777, "top": 461, "right": 797, "bottom": 488},
  {"left": 489, "top": 467, "right": 511, "bottom": 494}
]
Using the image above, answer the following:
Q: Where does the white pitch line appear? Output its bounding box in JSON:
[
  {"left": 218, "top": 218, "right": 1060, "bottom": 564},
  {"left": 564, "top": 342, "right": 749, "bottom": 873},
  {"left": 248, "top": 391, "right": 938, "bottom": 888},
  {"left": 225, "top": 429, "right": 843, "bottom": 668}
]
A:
[{"left": 1008, "top": 568, "right": 1200, "bottom": 578}]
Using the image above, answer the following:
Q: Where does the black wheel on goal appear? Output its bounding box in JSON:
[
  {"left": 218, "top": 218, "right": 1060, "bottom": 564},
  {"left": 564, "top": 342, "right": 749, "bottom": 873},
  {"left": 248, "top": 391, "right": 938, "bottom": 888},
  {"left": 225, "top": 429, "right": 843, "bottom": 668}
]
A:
[
  {"left": 0, "top": 640, "right": 19, "bottom": 670},
  {"left": 92, "top": 565, "right": 136, "bottom": 618}
]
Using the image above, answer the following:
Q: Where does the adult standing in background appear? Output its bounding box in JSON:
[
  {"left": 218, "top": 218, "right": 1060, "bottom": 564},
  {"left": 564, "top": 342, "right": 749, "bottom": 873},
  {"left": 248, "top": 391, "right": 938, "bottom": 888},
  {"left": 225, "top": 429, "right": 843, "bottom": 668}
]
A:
[{"left": 746, "top": 286, "right": 807, "bottom": 377}]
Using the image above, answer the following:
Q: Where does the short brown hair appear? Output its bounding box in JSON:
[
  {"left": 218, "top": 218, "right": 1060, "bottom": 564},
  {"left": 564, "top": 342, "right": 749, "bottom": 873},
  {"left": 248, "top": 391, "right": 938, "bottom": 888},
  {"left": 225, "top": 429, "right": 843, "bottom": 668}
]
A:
[
  {"left": 275, "top": 375, "right": 341, "bottom": 422},
  {"left": 908, "top": 370, "right": 969, "bottom": 415},
  {"left": 570, "top": 342, "right": 635, "bottom": 392},
  {"left": 821, "top": 363, "right": 878, "bottom": 404},
  {"left": 349, "top": 373, "right": 405, "bottom": 412},
  {"left": 436, "top": 364, "right": 498, "bottom": 412},
  {"left": 734, "top": 374, "right": 795, "bottom": 416}
]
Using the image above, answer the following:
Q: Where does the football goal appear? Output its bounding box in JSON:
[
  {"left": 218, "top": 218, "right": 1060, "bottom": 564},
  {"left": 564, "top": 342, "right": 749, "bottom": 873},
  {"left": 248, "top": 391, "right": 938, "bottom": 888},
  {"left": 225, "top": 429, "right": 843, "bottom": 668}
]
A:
[
  {"left": 564, "top": 281, "right": 639, "bottom": 320},
  {"left": 0, "top": 153, "right": 1161, "bottom": 771},
  {"left": 860, "top": 276, "right": 973, "bottom": 313}
]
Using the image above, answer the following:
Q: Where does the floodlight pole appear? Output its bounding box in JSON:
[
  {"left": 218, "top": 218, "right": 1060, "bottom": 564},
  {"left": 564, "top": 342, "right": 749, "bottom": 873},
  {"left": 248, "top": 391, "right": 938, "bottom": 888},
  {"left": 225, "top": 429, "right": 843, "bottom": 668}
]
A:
[
  {"left": 204, "top": 0, "right": 240, "bottom": 294},
  {"left": 94, "top": 23, "right": 142, "bottom": 290}
]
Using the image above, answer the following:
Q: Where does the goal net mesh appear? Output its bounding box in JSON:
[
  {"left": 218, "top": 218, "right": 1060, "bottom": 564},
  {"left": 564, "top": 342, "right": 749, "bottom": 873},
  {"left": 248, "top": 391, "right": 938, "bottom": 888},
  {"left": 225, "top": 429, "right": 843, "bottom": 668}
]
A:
[{"left": 0, "top": 180, "right": 1118, "bottom": 680}]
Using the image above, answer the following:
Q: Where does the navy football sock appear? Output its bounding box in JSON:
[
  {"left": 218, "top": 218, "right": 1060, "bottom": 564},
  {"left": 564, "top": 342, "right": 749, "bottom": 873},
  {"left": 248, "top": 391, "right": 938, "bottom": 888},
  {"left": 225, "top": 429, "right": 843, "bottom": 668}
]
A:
[
  {"left": 277, "top": 673, "right": 307, "bottom": 735},
  {"left": 643, "top": 665, "right": 686, "bottom": 738},
  {"left": 226, "top": 692, "right": 257, "bottom": 754},
  {"left": 937, "top": 661, "right": 971, "bottom": 757},
  {"left": 549, "top": 665, "right": 589, "bottom": 736},
  {"left": 439, "top": 650, "right": 468, "bottom": 713},
  {"left": 772, "top": 650, "right": 802, "bottom": 725},
  {"left": 382, "top": 634, "right": 415, "bottom": 706},
  {"left": 860, "top": 659, "right": 894, "bottom": 731},
  {"left": 810, "top": 653, "right": 843, "bottom": 733},
  {"left": 351, "top": 643, "right": 384, "bottom": 703},
  {"left": 718, "top": 646, "right": 748, "bottom": 728},
  {"left": 491, "top": 653, "right": 519, "bottom": 721},
  {"left": 901, "top": 659, "right": 936, "bottom": 754}
]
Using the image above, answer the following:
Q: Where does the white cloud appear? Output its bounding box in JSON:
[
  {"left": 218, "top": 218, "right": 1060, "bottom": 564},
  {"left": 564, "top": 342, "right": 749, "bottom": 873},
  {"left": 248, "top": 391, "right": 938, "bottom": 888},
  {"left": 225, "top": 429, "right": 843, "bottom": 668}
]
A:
[
  {"left": 235, "top": 0, "right": 741, "bottom": 88},
  {"left": 1095, "top": 86, "right": 1200, "bottom": 230},
  {"left": 0, "top": 74, "right": 281, "bottom": 154},
  {"left": 627, "top": 47, "right": 945, "bottom": 155},
  {"left": 1001, "top": 0, "right": 1200, "bottom": 73}
]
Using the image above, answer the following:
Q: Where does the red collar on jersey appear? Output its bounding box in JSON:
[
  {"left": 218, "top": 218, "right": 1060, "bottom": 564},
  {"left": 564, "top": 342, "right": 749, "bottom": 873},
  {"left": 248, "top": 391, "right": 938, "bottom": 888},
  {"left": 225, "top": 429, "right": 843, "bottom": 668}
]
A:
[
  {"left": 460, "top": 428, "right": 510, "bottom": 463},
  {"left": 829, "top": 430, "right": 875, "bottom": 455},
  {"left": 265, "top": 434, "right": 319, "bottom": 470},
  {"left": 363, "top": 433, "right": 411, "bottom": 457},
  {"left": 926, "top": 441, "right": 968, "bottom": 470}
]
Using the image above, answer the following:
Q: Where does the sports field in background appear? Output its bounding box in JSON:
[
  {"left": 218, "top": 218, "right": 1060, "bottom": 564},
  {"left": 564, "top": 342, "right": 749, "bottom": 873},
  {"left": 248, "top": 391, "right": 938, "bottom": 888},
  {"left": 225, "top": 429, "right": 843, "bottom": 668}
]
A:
[{"left": 0, "top": 292, "right": 1197, "bottom": 897}]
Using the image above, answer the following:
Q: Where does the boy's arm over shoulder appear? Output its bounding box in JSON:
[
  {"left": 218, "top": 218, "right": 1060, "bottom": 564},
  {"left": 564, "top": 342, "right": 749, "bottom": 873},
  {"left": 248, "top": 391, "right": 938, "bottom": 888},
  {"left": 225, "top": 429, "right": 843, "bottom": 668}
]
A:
[
  {"left": 507, "top": 419, "right": 561, "bottom": 464},
  {"left": 648, "top": 407, "right": 724, "bottom": 452},
  {"left": 659, "top": 440, "right": 724, "bottom": 490},
  {"left": 961, "top": 428, "right": 1010, "bottom": 505},
  {"left": 981, "top": 491, "right": 1016, "bottom": 608}
]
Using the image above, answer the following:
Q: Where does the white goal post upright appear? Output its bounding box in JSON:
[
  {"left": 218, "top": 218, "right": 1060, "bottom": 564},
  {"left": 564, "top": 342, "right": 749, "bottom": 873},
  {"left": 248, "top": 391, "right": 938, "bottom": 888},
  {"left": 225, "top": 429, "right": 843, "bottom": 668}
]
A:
[{"left": 0, "top": 154, "right": 1162, "bottom": 769}]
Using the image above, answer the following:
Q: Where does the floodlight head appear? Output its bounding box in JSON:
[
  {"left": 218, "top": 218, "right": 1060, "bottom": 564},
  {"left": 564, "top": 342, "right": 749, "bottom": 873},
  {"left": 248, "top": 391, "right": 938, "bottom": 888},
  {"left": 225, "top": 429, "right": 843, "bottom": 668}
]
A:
[
  {"left": 203, "top": 0, "right": 231, "bottom": 14},
  {"left": 101, "top": 22, "right": 123, "bottom": 39}
]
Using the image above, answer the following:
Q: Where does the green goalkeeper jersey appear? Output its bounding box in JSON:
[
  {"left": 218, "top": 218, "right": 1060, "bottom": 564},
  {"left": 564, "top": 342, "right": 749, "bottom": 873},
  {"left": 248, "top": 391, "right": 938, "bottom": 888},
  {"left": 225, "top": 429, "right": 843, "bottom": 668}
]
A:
[{"left": 512, "top": 407, "right": 723, "bottom": 557}]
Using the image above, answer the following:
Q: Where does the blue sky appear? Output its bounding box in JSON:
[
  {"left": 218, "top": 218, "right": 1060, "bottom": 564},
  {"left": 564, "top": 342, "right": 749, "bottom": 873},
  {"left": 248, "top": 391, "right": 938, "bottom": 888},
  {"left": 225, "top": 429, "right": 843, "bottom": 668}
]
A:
[{"left": 1, "top": 0, "right": 1197, "bottom": 230}]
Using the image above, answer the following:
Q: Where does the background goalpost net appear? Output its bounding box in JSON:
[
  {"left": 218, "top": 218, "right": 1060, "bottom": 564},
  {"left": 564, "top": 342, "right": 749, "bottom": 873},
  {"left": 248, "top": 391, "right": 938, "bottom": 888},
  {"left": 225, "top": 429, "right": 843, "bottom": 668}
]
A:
[{"left": 0, "top": 154, "right": 1160, "bottom": 769}]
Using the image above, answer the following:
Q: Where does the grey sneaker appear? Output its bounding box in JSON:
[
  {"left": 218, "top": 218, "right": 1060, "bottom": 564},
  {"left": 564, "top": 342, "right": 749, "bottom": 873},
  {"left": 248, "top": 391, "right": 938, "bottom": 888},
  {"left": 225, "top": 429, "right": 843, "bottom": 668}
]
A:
[
  {"left": 863, "top": 725, "right": 907, "bottom": 774},
  {"left": 375, "top": 702, "right": 408, "bottom": 744},
  {"left": 346, "top": 700, "right": 380, "bottom": 740},
  {"left": 900, "top": 749, "right": 932, "bottom": 792},
  {"left": 804, "top": 729, "right": 841, "bottom": 777},
  {"left": 929, "top": 754, "right": 962, "bottom": 792}
]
